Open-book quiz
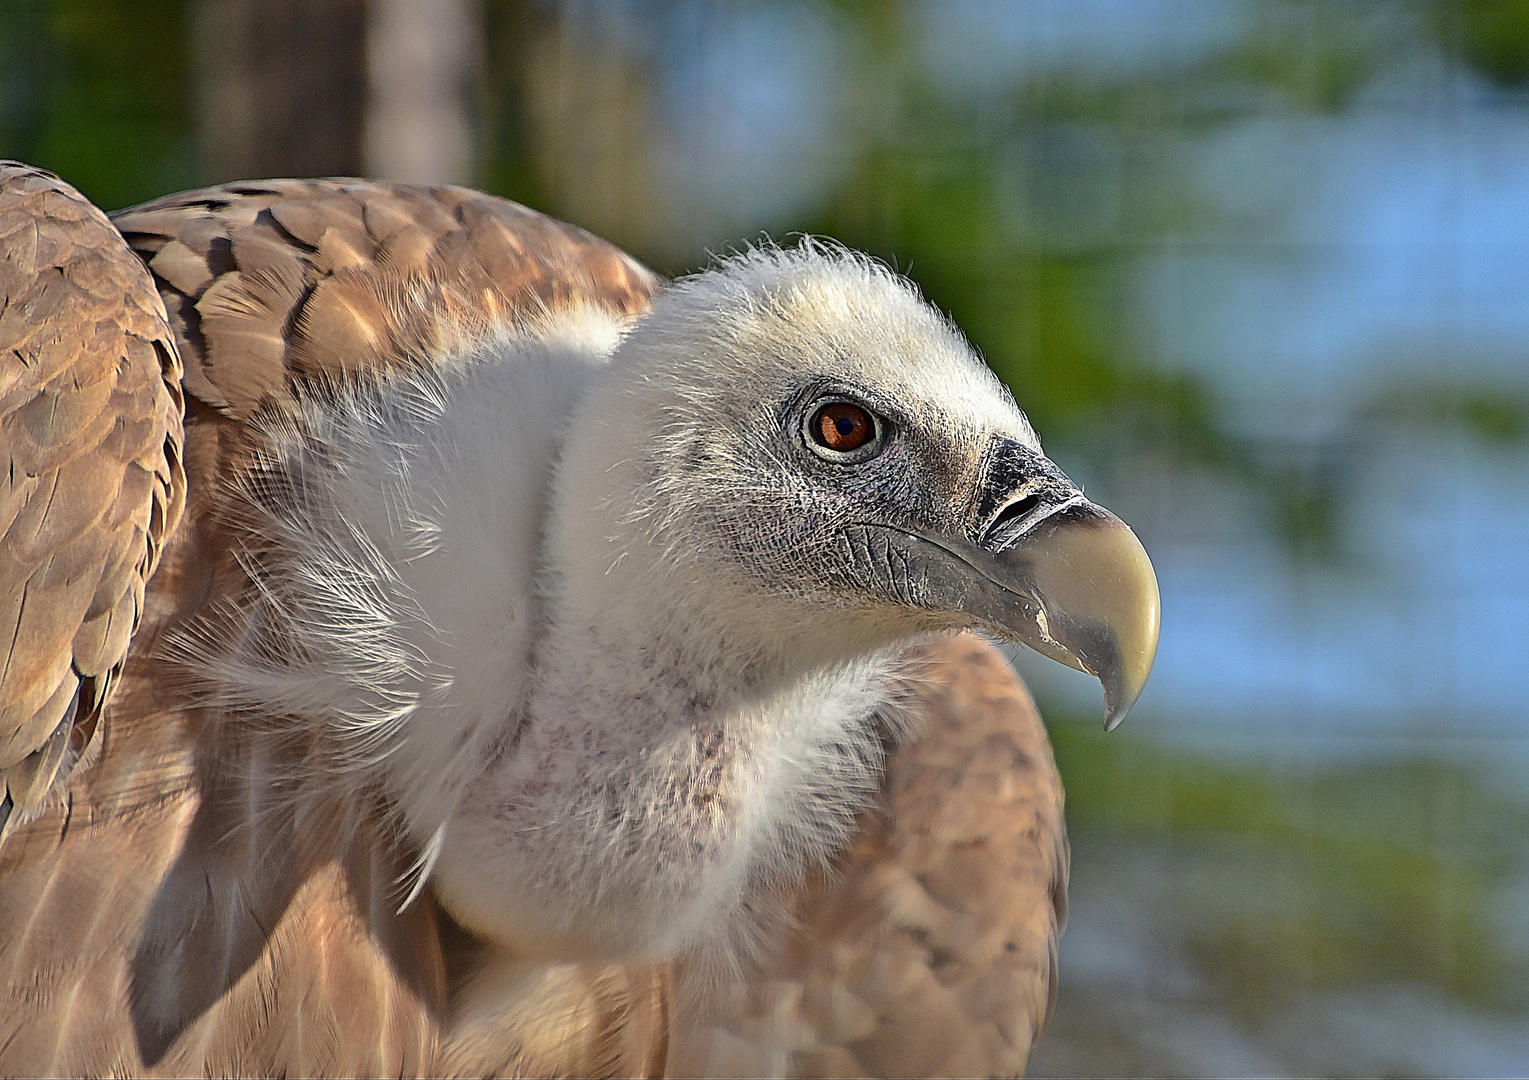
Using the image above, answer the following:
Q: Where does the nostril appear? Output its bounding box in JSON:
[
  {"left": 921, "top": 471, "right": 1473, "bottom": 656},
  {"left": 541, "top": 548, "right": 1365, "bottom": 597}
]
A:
[{"left": 984, "top": 492, "right": 1043, "bottom": 545}]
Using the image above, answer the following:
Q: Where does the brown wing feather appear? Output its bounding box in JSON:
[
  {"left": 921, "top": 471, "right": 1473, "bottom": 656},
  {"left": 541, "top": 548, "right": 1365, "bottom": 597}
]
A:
[
  {"left": 0, "top": 162, "right": 184, "bottom": 843},
  {"left": 112, "top": 178, "right": 660, "bottom": 419},
  {"left": 3, "top": 175, "right": 669, "bottom": 1077},
  {"left": 0, "top": 174, "right": 1067, "bottom": 1078},
  {"left": 668, "top": 634, "right": 1068, "bottom": 1079},
  {"left": 0, "top": 655, "right": 445, "bottom": 1076}
]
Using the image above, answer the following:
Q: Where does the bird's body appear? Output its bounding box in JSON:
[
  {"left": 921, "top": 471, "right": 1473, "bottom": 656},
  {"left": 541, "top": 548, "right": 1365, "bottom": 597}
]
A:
[{"left": 0, "top": 165, "right": 1155, "bottom": 1076}]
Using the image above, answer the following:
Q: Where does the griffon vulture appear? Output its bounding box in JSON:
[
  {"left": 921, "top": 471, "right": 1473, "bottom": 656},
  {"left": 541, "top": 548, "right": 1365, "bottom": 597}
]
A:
[{"left": 0, "top": 162, "right": 1158, "bottom": 1077}]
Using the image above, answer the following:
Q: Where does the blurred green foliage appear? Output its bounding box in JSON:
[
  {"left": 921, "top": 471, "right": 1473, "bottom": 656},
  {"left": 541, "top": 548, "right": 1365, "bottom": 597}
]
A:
[
  {"left": 1218, "top": 0, "right": 1401, "bottom": 113},
  {"left": 1364, "top": 382, "right": 1529, "bottom": 446},
  {"left": 1053, "top": 716, "right": 1529, "bottom": 1013},
  {"left": 1454, "top": 0, "right": 1529, "bottom": 86},
  {"left": 480, "top": 0, "right": 553, "bottom": 219},
  {"left": 0, "top": 0, "right": 195, "bottom": 210}
]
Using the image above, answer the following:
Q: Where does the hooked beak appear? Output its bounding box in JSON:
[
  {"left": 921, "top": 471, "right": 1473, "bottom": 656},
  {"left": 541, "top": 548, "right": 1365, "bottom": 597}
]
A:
[
  {"left": 964, "top": 437, "right": 1158, "bottom": 728},
  {"left": 986, "top": 499, "right": 1160, "bottom": 730},
  {"left": 857, "top": 440, "right": 1159, "bottom": 728}
]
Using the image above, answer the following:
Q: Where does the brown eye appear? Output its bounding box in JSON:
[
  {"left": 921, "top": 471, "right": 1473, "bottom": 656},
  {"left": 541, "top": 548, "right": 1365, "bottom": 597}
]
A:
[{"left": 813, "top": 402, "right": 875, "bottom": 452}]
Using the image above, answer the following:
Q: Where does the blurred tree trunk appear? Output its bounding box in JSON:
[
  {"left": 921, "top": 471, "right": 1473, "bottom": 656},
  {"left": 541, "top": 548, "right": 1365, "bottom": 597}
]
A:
[
  {"left": 500, "top": 10, "right": 662, "bottom": 259},
  {"left": 365, "top": 0, "right": 480, "bottom": 184},
  {"left": 193, "top": 0, "right": 480, "bottom": 185},
  {"left": 193, "top": 0, "right": 368, "bottom": 180}
]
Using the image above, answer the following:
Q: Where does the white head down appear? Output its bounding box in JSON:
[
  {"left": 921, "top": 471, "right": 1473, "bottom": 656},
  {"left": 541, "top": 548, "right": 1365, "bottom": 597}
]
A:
[{"left": 221, "top": 241, "right": 1159, "bottom": 966}]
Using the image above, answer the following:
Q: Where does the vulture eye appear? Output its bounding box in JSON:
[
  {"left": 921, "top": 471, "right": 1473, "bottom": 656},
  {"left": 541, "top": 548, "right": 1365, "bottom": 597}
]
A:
[{"left": 807, "top": 400, "right": 884, "bottom": 461}]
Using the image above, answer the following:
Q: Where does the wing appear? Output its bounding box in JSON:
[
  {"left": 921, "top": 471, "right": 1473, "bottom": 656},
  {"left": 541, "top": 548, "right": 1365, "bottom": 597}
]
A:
[
  {"left": 112, "top": 177, "right": 659, "bottom": 420},
  {"left": 1, "top": 175, "right": 660, "bottom": 1077},
  {"left": 0, "top": 162, "right": 184, "bottom": 843},
  {"left": 668, "top": 633, "right": 1069, "bottom": 1079}
]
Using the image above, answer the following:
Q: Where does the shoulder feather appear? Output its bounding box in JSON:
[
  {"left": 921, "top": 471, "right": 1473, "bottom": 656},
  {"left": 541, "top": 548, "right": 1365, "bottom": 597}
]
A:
[{"left": 0, "top": 162, "right": 185, "bottom": 841}]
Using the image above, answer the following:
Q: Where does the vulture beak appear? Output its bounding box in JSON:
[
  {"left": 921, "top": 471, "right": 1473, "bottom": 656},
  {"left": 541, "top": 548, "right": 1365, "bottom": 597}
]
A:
[
  {"left": 967, "top": 437, "right": 1159, "bottom": 729},
  {"left": 982, "top": 498, "right": 1160, "bottom": 730},
  {"left": 863, "top": 438, "right": 1159, "bottom": 728}
]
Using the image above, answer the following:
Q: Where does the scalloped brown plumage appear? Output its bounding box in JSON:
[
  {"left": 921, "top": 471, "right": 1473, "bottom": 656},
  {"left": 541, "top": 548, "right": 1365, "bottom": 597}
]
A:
[
  {"left": 0, "top": 162, "right": 184, "bottom": 846},
  {"left": 0, "top": 168, "right": 1066, "bottom": 1078}
]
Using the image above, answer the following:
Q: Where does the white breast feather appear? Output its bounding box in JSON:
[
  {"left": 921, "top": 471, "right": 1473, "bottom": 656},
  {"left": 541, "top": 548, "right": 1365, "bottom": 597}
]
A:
[
  {"left": 435, "top": 645, "right": 910, "bottom": 963},
  {"left": 209, "top": 308, "right": 625, "bottom": 855}
]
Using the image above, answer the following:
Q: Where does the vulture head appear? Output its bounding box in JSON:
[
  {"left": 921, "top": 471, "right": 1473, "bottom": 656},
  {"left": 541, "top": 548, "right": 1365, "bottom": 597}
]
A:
[
  {"left": 551, "top": 244, "right": 1157, "bottom": 723},
  {"left": 229, "top": 241, "right": 1157, "bottom": 965}
]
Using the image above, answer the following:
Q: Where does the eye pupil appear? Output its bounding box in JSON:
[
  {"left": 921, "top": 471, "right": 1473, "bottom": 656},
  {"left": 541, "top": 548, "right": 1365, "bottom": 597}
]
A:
[{"left": 812, "top": 402, "right": 876, "bottom": 454}]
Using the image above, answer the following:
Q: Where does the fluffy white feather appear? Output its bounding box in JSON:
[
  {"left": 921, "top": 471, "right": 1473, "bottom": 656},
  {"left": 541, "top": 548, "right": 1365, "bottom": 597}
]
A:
[{"left": 216, "top": 308, "right": 621, "bottom": 854}]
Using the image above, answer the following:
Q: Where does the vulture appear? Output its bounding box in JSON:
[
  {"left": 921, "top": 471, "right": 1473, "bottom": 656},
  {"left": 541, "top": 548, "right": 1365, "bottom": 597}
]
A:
[{"left": 0, "top": 162, "right": 1159, "bottom": 1077}]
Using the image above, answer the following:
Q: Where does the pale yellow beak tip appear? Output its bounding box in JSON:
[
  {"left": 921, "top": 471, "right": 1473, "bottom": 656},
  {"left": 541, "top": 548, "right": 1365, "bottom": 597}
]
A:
[{"left": 1023, "top": 505, "right": 1160, "bottom": 730}]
